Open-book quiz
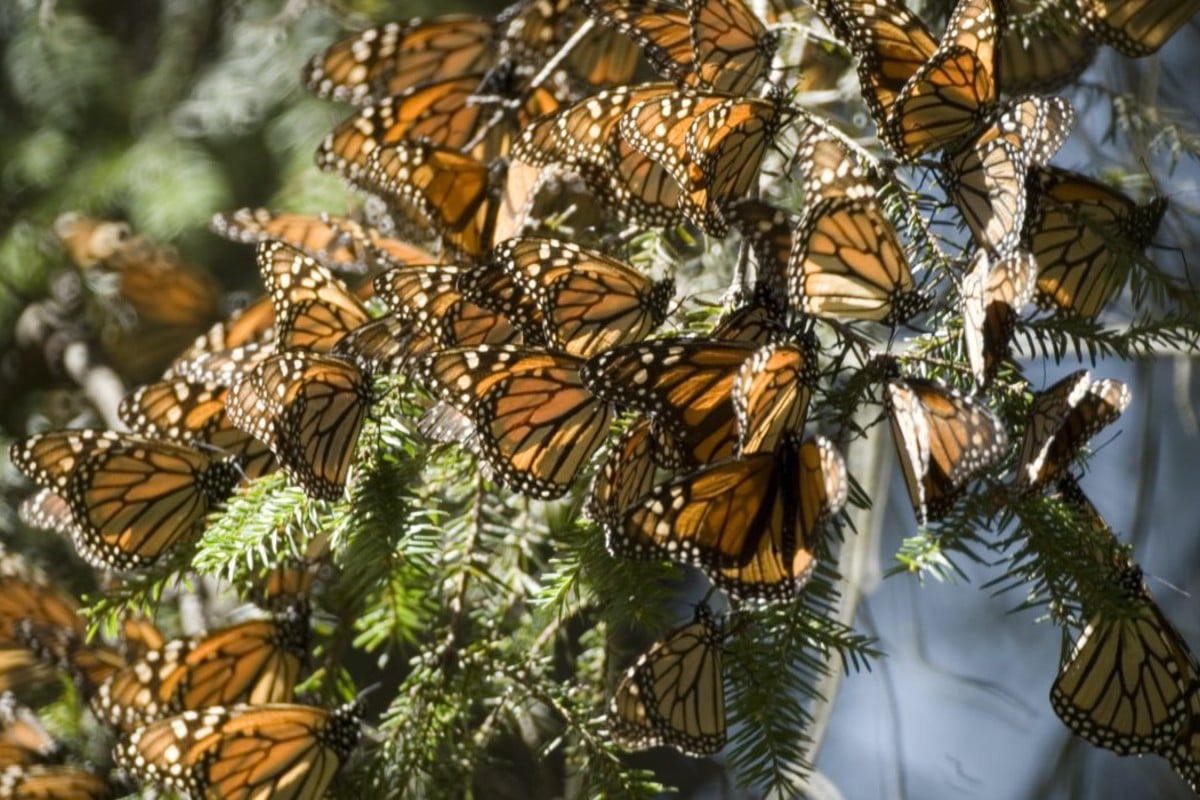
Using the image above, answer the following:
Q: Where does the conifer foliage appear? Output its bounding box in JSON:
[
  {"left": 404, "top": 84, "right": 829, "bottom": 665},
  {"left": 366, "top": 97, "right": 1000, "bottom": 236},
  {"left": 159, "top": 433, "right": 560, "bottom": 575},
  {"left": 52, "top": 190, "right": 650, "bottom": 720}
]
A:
[{"left": 1, "top": 0, "right": 1199, "bottom": 797}]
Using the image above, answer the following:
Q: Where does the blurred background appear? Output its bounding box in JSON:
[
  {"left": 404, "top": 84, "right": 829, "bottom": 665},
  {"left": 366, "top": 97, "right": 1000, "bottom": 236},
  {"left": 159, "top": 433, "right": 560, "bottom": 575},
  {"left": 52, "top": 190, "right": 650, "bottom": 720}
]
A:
[{"left": 0, "top": 1, "right": 1197, "bottom": 798}]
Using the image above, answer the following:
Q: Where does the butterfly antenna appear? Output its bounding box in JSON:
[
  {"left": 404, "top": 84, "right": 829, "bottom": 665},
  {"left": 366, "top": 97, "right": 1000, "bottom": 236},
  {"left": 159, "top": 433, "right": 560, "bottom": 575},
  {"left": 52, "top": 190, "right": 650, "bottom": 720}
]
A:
[
  {"left": 1148, "top": 573, "right": 1190, "bottom": 600},
  {"left": 524, "top": 16, "right": 596, "bottom": 94}
]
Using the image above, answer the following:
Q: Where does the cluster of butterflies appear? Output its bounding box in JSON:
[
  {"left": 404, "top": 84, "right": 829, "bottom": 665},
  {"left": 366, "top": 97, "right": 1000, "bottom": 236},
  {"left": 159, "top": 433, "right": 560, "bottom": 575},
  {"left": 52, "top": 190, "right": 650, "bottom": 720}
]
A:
[
  {"left": 5, "top": 0, "right": 1198, "bottom": 794},
  {"left": 0, "top": 546, "right": 360, "bottom": 799}
]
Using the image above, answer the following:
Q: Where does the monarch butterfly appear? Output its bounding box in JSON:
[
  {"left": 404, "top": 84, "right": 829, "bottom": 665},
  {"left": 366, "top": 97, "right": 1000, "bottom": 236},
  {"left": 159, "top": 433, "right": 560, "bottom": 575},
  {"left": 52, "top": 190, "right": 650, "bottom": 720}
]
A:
[
  {"left": 1022, "top": 166, "right": 1166, "bottom": 318},
  {"left": 258, "top": 241, "right": 370, "bottom": 354},
  {"left": 960, "top": 249, "right": 1037, "bottom": 385},
  {"left": 943, "top": 96, "right": 1074, "bottom": 257},
  {"left": 789, "top": 195, "right": 930, "bottom": 324},
  {"left": 688, "top": 0, "right": 779, "bottom": 93},
  {"left": 686, "top": 92, "right": 790, "bottom": 231},
  {"left": 0, "top": 558, "right": 82, "bottom": 647},
  {"left": 0, "top": 651, "right": 54, "bottom": 697},
  {"left": 620, "top": 90, "right": 785, "bottom": 234},
  {"left": 226, "top": 352, "right": 373, "bottom": 501},
  {"left": 303, "top": 16, "right": 497, "bottom": 105},
  {"left": 732, "top": 342, "right": 817, "bottom": 456},
  {"left": 811, "top": 0, "right": 936, "bottom": 139},
  {"left": 609, "top": 605, "right": 726, "bottom": 756},
  {"left": 588, "top": 418, "right": 661, "bottom": 535},
  {"left": 1050, "top": 562, "right": 1195, "bottom": 755},
  {"left": 13, "top": 620, "right": 126, "bottom": 695},
  {"left": 316, "top": 73, "right": 560, "bottom": 181},
  {"left": 582, "top": 338, "right": 760, "bottom": 467},
  {"left": 488, "top": 237, "right": 676, "bottom": 357},
  {"left": 359, "top": 141, "right": 497, "bottom": 260},
  {"left": 511, "top": 83, "right": 689, "bottom": 230},
  {"left": 1015, "top": 370, "right": 1131, "bottom": 491},
  {"left": 998, "top": 1, "right": 1097, "bottom": 93},
  {"left": 1074, "top": 0, "right": 1200, "bottom": 57},
  {"left": 0, "top": 693, "right": 63, "bottom": 765},
  {"left": 10, "top": 431, "right": 241, "bottom": 570},
  {"left": 582, "top": 0, "right": 776, "bottom": 95},
  {"left": 91, "top": 609, "right": 309, "bottom": 733},
  {"left": 119, "top": 379, "right": 277, "bottom": 480},
  {"left": 885, "top": 0, "right": 1002, "bottom": 158},
  {"left": 211, "top": 208, "right": 436, "bottom": 273},
  {"left": 886, "top": 377, "right": 1008, "bottom": 524},
  {"left": 375, "top": 264, "right": 522, "bottom": 348},
  {"left": 0, "top": 764, "right": 114, "bottom": 799},
  {"left": 114, "top": 701, "right": 362, "bottom": 799},
  {"left": 816, "top": 0, "right": 1000, "bottom": 159},
  {"left": 54, "top": 213, "right": 222, "bottom": 330},
  {"left": 417, "top": 346, "right": 614, "bottom": 498},
  {"left": 617, "top": 435, "right": 847, "bottom": 599}
]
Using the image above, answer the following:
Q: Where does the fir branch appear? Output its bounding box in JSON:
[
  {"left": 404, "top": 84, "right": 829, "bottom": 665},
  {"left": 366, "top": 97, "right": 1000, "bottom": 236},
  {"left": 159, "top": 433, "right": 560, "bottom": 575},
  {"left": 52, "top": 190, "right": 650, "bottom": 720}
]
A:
[
  {"left": 990, "top": 492, "right": 1136, "bottom": 628},
  {"left": 1016, "top": 310, "right": 1199, "bottom": 363},
  {"left": 536, "top": 519, "right": 681, "bottom": 634},
  {"left": 724, "top": 570, "right": 878, "bottom": 792},
  {"left": 191, "top": 472, "right": 320, "bottom": 580},
  {"left": 335, "top": 416, "right": 439, "bottom": 648}
]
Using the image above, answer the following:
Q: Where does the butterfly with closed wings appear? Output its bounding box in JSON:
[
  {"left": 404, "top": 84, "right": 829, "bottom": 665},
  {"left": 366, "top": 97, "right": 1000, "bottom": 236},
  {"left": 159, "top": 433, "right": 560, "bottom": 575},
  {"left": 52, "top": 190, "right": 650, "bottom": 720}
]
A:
[{"left": 609, "top": 605, "right": 726, "bottom": 756}]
